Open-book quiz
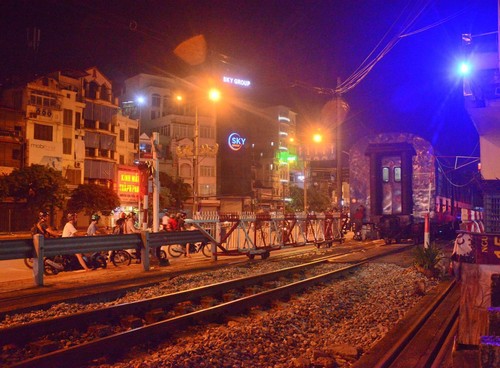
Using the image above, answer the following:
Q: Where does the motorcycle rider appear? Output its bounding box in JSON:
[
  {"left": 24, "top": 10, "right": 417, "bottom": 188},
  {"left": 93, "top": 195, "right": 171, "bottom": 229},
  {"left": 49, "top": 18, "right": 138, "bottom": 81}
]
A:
[
  {"left": 87, "top": 214, "right": 101, "bottom": 236},
  {"left": 62, "top": 213, "right": 90, "bottom": 271},
  {"left": 33, "top": 211, "right": 59, "bottom": 237}
]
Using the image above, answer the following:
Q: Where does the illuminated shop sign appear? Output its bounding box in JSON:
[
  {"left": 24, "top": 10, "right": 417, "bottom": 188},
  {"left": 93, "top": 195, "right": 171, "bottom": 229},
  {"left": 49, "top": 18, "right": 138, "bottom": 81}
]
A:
[
  {"left": 118, "top": 170, "right": 140, "bottom": 201},
  {"left": 228, "top": 132, "right": 246, "bottom": 151},
  {"left": 222, "top": 76, "right": 251, "bottom": 87}
]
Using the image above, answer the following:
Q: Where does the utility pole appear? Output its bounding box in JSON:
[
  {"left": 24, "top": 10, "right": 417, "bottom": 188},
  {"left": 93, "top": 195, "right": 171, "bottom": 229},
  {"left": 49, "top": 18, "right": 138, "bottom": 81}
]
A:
[
  {"left": 192, "top": 107, "right": 199, "bottom": 216},
  {"left": 336, "top": 77, "right": 343, "bottom": 210},
  {"left": 152, "top": 132, "right": 160, "bottom": 232}
]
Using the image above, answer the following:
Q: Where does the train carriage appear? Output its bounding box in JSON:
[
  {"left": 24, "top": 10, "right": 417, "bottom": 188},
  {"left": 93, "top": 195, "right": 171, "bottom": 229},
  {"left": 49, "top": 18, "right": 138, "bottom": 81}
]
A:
[{"left": 349, "top": 132, "right": 479, "bottom": 244}]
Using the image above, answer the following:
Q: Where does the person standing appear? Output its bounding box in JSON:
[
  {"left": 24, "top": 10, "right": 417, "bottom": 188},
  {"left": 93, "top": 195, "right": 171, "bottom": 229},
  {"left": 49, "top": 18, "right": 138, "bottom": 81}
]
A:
[{"left": 62, "top": 213, "right": 90, "bottom": 271}]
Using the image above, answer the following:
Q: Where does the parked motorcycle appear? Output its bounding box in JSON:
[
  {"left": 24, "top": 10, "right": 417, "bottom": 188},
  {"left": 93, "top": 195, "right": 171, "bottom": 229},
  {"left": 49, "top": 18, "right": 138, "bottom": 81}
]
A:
[{"left": 43, "top": 253, "right": 107, "bottom": 275}]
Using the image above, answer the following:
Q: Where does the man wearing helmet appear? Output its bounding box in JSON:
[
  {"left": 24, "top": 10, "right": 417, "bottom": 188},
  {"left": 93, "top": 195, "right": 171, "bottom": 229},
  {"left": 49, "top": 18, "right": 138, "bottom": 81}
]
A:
[
  {"left": 87, "top": 214, "right": 101, "bottom": 236},
  {"left": 62, "top": 213, "right": 90, "bottom": 271},
  {"left": 32, "top": 211, "right": 59, "bottom": 237}
]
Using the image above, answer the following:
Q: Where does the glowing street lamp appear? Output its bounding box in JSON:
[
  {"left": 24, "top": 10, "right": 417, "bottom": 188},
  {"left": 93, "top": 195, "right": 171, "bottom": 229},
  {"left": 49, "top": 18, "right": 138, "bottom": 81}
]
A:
[
  {"left": 458, "top": 61, "right": 472, "bottom": 76},
  {"left": 192, "top": 88, "right": 221, "bottom": 215},
  {"left": 303, "top": 130, "right": 325, "bottom": 212}
]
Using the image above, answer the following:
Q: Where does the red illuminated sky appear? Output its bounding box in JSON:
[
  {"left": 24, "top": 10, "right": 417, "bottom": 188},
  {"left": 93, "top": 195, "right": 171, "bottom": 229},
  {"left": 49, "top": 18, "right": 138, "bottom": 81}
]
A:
[{"left": 0, "top": 0, "right": 496, "bottom": 155}]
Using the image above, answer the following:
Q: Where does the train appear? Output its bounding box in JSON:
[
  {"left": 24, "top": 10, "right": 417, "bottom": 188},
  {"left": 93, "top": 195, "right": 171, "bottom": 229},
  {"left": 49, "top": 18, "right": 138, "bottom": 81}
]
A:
[{"left": 348, "top": 132, "right": 482, "bottom": 244}]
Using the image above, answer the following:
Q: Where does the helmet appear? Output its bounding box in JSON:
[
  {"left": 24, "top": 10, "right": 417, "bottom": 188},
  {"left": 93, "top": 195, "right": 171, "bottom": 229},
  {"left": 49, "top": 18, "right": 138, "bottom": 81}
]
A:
[
  {"left": 67, "top": 213, "right": 77, "bottom": 221},
  {"left": 38, "top": 211, "right": 48, "bottom": 219},
  {"left": 91, "top": 214, "right": 100, "bottom": 221}
]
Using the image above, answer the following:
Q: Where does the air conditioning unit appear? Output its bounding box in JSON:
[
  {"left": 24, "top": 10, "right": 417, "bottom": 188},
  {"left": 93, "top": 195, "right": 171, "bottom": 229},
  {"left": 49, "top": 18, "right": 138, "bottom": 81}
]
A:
[
  {"left": 36, "top": 108, "right": 41, "bottom": 115},
  {"left": 29, "top": 112, "right": 37, "bottom": 118},
  {"left": 74, "top": 162, "right": 81, "bottom": 168},
  {"left": 41, "top": 109, "right": 47, "bottom": 116}
]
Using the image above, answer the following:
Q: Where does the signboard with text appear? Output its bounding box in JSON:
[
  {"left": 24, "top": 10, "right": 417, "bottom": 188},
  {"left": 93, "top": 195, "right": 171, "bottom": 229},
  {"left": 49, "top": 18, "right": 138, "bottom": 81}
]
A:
[{"left": 117, "top": 169, "right": 140, "bottom": 203}]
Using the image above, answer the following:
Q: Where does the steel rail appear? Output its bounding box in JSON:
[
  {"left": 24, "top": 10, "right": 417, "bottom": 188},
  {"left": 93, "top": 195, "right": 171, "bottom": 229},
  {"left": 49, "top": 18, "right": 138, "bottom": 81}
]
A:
[
  {"left": 356, "top": 279, "right": 459, "bottom": 368},
  {"left": 7, "top": 261, "right": 367, "bottom": 368}
]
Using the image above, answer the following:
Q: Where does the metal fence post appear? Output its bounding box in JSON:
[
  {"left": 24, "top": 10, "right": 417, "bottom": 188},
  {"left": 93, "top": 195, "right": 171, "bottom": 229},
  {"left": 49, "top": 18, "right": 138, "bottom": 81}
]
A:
[
  {"left": 32, "top": 234, "right": 45, "bottom": 286},
  {"left": 140, "top": 231, "right": 150, "bottom": 271}
]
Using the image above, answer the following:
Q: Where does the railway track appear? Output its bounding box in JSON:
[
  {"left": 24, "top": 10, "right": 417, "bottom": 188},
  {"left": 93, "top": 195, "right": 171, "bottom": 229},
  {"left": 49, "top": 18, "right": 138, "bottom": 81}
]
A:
[
  {"left": 0, "top": 239, "right": 388, "bottom": 316},
  {"left": 2, "top": 258, "right": 365, "bottom": 367},
  {"left": 354, "top": 279, "right": 459, "bottom": 368},
  {"left": 0, "top": 242, "right": 425, "bottom": 367}
]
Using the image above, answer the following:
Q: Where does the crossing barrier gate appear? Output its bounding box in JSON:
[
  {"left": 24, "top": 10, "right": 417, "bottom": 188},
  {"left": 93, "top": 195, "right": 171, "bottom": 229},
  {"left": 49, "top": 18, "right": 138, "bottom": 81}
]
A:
[{"left": 186, "top": 211, "right": 345, "bottom": 260}]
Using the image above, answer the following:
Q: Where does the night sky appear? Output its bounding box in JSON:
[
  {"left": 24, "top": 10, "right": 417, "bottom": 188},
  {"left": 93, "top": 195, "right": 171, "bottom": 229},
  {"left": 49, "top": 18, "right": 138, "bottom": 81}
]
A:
[{"left": 0, "top": 0, "right": 496, "bottom": 156}]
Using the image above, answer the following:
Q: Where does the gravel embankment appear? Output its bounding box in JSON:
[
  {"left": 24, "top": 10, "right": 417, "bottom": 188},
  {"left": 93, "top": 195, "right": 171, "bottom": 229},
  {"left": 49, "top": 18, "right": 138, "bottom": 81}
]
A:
[{"left": 1, "top": 260, "right": 439, "bottom": 368}]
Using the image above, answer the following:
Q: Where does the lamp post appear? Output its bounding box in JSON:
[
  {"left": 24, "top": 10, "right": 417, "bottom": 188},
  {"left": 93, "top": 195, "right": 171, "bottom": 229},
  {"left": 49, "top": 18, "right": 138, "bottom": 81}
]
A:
[
  {"left": 136, "top": 96, "right": 145, "bottom": 224},
  {"left": 152, "top": 132, "right": 160, "bottom": 232},
  {"left": 303, "top": 132, "right": 324, "bottom": 212},
  {"left": 191, "top": 88, "right": 221, "bottom": 216}
]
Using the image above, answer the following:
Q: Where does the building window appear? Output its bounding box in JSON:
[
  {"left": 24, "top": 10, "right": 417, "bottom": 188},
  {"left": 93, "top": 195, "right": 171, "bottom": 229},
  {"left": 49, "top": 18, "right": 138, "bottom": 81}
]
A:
[
  {"left": 12, "top": 149, "right": 20, "bottom": 160},
  {"left": 34, "top": 123, "right": 53, "bottom": 141},
  {"left": 151, "top": 94, "right": 161, "bottom": 107},
  {"left": 200, "top": 125, "right": 214, "bottom": 139},
  {"left": 200, "top": 165, "right": 215, "bottom": 177},
  {"left": 75, "top": 112, "right": 81, "bottom": 129},
  {"left": 63, "top": 109, "right": 73, "bottom": 126},
  {"left": 180, "top": 163, "right": 191, "bottom": 178},
  {"left": 99, "top": 121, "right": 110, "bottom": 131},
  {"left": 171, "top": 123, "right": 193, "bottom": 138},
  {"left": 119, "top": 155, "right": 125, "bottom": 164},
  {"left": 63, "top": 138, "right": 72, "bottom": 154},
  {"left": 128, "top": 128, "right": 137, "bottom": 143},
  {"left": 200, "top": 184, "right": 215, "bottom": 196},
  {"left": 120, "top": 129, "right": 125, "bottom": 141}
]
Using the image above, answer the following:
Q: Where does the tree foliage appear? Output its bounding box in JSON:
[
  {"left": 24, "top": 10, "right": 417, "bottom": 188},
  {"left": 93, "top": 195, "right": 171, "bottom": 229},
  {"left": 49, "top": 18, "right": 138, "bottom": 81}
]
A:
[
  {"left": 159, "top": 172, "right": 190, "bottom": 209},
  {"left": 288, "top": 184, "right": 332, "bottom": 212},
  {"left": 1, "top": 164, "right": 68, "bottom": 215},
  {"left": 66, "top": 183, "right": 121, "bottom": 216}
]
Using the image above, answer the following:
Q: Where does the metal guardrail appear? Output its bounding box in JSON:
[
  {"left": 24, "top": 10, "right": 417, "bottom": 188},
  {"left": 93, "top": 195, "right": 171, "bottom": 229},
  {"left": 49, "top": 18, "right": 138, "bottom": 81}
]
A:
[
  {"left": 0, "top": 230, "right": 212, "bottom": 287},
  {"left": 0, "top": 211, "right": 346, "bottom": 287}
]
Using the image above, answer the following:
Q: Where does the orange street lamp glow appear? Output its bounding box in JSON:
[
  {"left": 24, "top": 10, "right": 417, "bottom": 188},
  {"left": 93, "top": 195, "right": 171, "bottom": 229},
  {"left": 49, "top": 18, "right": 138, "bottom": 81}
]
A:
[
  {"left": 313, "top": 133, "right": 323, "bottom": 143},
  {"left": 208, "top": 88, "right": 221, "bottom": 102},
  {"left": 175, "top": 94, "right": 183, "bottom": 102}
]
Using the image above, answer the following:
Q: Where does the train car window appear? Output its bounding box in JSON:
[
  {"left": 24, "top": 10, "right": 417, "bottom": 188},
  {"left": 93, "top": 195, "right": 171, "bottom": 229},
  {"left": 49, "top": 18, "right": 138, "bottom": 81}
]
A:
[
  {"left": 382, "top": 167, "right": 389, "bottom": 182},
  {"left": 394, "top": 167, "right": 401, "bottom": 182}
]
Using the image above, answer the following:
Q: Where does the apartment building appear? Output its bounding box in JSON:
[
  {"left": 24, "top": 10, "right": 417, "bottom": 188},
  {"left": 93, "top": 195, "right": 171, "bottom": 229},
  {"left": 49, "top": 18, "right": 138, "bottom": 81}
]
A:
[
  {"left": 121, "top": 73, "right": 218, "bottom": 212},
  {"left": 0, "top": 68, "right": 141, "bottom": 215}
]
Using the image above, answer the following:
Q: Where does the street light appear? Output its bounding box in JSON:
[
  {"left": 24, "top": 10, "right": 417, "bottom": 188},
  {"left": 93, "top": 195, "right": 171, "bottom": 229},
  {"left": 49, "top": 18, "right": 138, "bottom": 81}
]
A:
[
  {"left": 191, "top": 88, "right": 221, "bottom": 215},
  {"left": 135, "top": 95, "right": 146, "bottom": 225},
  {"left": 303, "top": 131, "right": 324, "bottom": 212}
]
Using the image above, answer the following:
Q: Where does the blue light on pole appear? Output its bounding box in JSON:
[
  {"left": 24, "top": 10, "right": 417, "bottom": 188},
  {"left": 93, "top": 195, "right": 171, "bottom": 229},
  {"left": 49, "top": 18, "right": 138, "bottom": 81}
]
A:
[{"left": 458, "top": 62, "right": 471, "bottom": 76}]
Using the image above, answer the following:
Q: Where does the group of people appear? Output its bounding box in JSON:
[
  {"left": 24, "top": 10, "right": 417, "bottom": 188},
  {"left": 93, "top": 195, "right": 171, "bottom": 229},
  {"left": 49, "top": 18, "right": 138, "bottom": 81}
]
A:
[
  {"left": 34, "top": 211, "right": 91, "bottom": 271},
  {"left": 33, "top": 209, "right": 189, "bottom": 270}
]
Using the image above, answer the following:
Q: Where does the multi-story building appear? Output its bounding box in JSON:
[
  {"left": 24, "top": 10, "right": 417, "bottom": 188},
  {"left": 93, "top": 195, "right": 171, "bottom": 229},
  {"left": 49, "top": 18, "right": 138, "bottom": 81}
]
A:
[
  {"left": 0, "top": 68, "right": 141, "bottom": 226},
  {"left": 121, "top": 73, "right": 218, "bottom": 213},
  {"left": 1, "top": 71, "right": 86, "bottom": 187}
]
